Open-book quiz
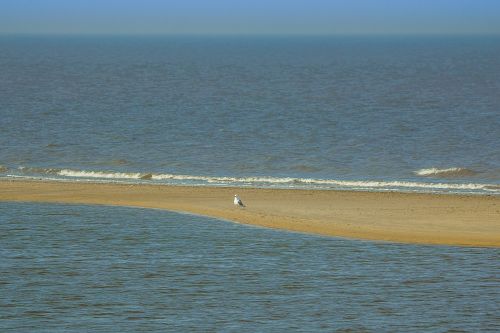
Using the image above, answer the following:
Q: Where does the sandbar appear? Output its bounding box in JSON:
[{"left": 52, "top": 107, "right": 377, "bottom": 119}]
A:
[{"left": 1, "top": 179, "right": 499, "bottom": 247}]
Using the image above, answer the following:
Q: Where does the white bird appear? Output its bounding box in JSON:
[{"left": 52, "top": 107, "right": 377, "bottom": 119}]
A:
[{"left": 234, "top": 194, "right": 245, "bottom": 207}]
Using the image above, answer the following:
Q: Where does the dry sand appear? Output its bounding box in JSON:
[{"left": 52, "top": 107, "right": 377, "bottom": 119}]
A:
[{"left": 1, "top": 179, "right": 499, "bottom": 247}]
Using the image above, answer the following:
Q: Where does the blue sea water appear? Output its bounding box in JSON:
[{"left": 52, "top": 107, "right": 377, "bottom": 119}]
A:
[
  {"left": 1, "top": 202, "right": 499, "bottom": 332},
  {"left": 0, "top": 35, "right": 499, "bottom": 194},
  {"left": 1, "top": 36, "right": 499, "bottom": 332}
]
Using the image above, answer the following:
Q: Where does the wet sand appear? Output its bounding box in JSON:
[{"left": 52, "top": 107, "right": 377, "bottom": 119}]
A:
[{"left": 1, "top": 179, "right": 499, "bottom": 247}]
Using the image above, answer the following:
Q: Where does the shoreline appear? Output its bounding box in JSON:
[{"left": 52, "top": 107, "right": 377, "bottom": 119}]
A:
[{"left": 1, "top": 179, "right": 499, "bottom": 247}]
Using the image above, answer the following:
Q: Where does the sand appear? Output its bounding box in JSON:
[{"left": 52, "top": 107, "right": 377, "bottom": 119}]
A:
[{"left": 1, "top": 179, "right": 499, "bottom": 247}]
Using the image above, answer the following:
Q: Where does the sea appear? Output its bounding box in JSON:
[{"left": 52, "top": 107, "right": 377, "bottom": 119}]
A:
[
  {"left": 1, "top": 35, "right": 500, "bottom": 332},
  {"left": 0, "top": 35, "right": 499, "bottom": 194},
  {"left": 1, "top": 202, "right": 499, "bottom": 332}
]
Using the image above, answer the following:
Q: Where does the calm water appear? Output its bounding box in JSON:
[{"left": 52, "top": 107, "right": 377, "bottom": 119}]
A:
[
  {"left": 0, "top": 35, "right": 499, "bottom": 194},
  {"left": 0, "top": 202, "right": 499, "bottom": 332}
]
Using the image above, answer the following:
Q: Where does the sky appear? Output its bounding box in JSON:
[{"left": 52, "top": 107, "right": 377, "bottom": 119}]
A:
[{"left": 1, "top": 0, "right": 499, "bottom": 35}]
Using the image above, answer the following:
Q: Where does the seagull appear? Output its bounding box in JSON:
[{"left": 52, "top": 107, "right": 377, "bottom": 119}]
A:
[{"left": 234, "top": 194, "right": 245, "bottom": 207}]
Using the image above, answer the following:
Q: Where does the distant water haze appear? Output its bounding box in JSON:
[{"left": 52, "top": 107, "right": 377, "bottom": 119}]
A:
[
  {"left": 1, "top": 0, "right": 499, "bottom": 35},
  {"left": 0, "top": 35, "right": 499, "bottom": 194}
]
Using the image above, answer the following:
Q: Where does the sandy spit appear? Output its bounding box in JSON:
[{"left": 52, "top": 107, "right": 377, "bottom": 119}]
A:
[{"left": 1, "top": 179, "right": 499, "bottom": 247}]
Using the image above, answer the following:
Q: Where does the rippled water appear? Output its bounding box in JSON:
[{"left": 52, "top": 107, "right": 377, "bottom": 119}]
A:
[
  {"left": 1, "top": 202, "right": 498, "bottom": 332},
  {"left": 1, "top": 35, "right": 499, "bottom": 194}
]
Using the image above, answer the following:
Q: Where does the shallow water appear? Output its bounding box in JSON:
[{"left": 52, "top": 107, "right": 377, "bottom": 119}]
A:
[
  {"left": 1, "top": 202, "right": 498, "bottom": 332},
  {"left": 1, "top": 35, "right": 499, "bottom": 194}
]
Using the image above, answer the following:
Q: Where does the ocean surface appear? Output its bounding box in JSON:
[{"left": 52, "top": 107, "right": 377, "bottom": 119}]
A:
[
  {"left": 0, "top": 35, "right": 499, "bottom": 194},
  {"left": 1, "top": 202, "right": 499, "bottom": 332}
]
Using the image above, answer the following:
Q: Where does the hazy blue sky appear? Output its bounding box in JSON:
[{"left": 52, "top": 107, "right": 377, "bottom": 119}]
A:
[{"left": 1, "top": 0, "right": 499, "bottom": 35}]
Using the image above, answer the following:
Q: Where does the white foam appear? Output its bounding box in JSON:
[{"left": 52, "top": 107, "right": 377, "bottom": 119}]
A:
[
  {"left": 151, "top": 173, "right": 492, "bottom": 191},
  {"left": 414, "top": 167, "right": 476, "bottom": 177},
  {"left": 58, "top": 169, "right": 143, "bottom": 179},
  {"left": 13, "top": 167, "right": 500, "bottom": 194}
]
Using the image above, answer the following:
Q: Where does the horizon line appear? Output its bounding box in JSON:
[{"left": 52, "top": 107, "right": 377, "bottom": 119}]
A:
[{"left": 1, "top": 31, "right": 500, "bottom": 37}]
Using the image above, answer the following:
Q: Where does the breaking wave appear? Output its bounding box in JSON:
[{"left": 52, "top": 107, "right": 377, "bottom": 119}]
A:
[
  {"left": 58, "top": 169, "right": 145, "bottom": 179},
  {"left": 414, "top": 167, "right": 478, "bottom": 178},
  {"left": 7, "top": 166, "right": 499, "bottom": 195}
]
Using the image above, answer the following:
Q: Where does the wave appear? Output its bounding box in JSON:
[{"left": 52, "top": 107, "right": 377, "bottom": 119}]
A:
[
  {"left": 10, "top": 166, "right": 499, "bottom": 194},
  {"left": 414, "top": 167, "right": 478, "bottom": 178},
  {"left": 18, "top": 167, "right": 152, "bottom": 180},
  {"left": 58, "top": 169, "right": 145, "bottom": 179},
  {"left": 18, "top": 166, "right": 62, "bottom": 174},
  {"left": 0, "top": 165, "right": 8, "bottom": 173}
]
